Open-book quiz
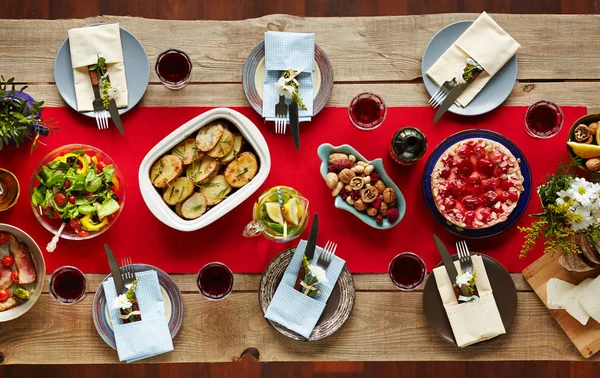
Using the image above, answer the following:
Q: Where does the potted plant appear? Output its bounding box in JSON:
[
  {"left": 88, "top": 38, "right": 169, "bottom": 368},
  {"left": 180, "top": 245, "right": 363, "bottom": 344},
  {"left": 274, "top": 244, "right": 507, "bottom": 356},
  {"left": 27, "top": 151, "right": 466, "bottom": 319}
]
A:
[{"left": 0, "top": 77, "right": 53, "bottom": 151}]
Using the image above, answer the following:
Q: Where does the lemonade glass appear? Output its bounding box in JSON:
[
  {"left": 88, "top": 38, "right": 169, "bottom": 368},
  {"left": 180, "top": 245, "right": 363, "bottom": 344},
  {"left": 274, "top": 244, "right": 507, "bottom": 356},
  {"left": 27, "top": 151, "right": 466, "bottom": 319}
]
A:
[{"left": 243, "top": 186, "right": 309, "bottom": 242}]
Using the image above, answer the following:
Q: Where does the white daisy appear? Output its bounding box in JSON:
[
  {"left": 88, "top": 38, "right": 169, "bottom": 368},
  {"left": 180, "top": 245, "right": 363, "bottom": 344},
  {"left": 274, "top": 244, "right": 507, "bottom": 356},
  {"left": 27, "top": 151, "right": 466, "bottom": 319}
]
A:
[
  {"left": 274, "top": 77, "right": 295, "bottom": 99},
  {"left": 112, "top": 294, "right": 132, "bottom": 310},
  {"left": 309, "top": 264, "right": 329, "bottom": 284},
  {"left": 455, "top": 271, "right": 473, "bottom": 287},
  {"left": 455, "top": 63, "right": 466, "bottom": 85},
  {"left": 570, "top": 177, "right": 595, "bottom": 207},
  {"left": 570, "top": 206, "right": 595, "bottom": 231},
  {"left": 107, "top": 86, "right": 120, "bottom": 100}
]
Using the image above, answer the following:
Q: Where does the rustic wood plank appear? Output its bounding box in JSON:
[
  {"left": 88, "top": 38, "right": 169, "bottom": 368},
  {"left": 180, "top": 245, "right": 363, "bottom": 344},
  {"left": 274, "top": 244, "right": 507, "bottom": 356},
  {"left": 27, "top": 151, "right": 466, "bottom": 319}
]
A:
[
  {"left": 1, "top": 14, "right": 600, "bottom": 83},
  {"left": 22, "top": 82, "right": 600, "bottom": 112},
  {"left": 0, "top": 291, "right": 590, "bottom": 364}
]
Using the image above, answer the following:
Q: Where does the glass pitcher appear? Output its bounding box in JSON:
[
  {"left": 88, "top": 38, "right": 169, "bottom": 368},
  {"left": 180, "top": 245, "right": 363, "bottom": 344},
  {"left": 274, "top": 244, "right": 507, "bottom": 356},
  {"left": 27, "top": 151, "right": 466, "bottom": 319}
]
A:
[{"left": 243, "top": 186, "right": 309, "bottom": 242}]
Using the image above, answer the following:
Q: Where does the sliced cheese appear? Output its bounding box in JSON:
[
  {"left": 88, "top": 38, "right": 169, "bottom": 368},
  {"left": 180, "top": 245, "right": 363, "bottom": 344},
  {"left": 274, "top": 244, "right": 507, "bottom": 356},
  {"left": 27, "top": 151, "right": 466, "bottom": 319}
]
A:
[
  {"left": 579, "top": 275, "right": 600, "bottom": 323},
  {"left": 546, "top": 278, "right": 576, "bottom": 309},
  {"left": 564, "top": 278, "right": 594, "bottom": 326}
]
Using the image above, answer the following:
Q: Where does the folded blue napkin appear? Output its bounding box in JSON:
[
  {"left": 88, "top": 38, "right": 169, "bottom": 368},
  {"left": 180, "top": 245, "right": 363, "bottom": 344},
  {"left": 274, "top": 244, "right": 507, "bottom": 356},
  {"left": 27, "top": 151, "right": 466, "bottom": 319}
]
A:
[
  {"left": 264, "top": 239, "right": 346, "bottom": 339},
  {"left": 102, "top": 270, "right": 174, "bottom": 363},
  {"left": 263, "top": 31, "right": 314, "bottom": 122}
]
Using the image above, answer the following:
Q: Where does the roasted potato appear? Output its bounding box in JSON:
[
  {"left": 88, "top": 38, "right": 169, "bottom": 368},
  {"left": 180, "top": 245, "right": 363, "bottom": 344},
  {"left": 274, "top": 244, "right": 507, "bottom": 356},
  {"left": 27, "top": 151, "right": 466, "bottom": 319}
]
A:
[
  {"left": 220, "top": 133, "right": 243, "bottom": 164},
  {"left": 186, "top": 155, "right": 219, "bottom": 184},
  {"left": 199, "top": 175, "right": 233, "bottom": 206},
  {"left": 207, "top": 129, "right": 235, "bottom": 158},
  {"left": 195, "top": 121, "right": 225, "bottom": 152},
  {"left": 172, "top": 138, "right": 202, "bottom": 165},
  {"left": 162, "top": 177, "right": 195, "bottom": 205},
  {"left": 180, "top": 192, "right": 208, "bottom": 219},
  {"left": 150, "top": 155, "right": 183, "bottom": 188},
  {"left": 224, "top": 152, "right": 258, "bottom": 188}
]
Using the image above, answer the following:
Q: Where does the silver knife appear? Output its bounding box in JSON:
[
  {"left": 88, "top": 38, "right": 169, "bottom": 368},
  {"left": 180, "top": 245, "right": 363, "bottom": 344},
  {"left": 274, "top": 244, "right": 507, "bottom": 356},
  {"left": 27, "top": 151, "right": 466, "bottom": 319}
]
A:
[
  {"left": 107, "top": 99, "right": 124, "bottom": 135},
  {"left": 304, "top": 213, "right": 319, "bottom": 261},
  {"left": 433, "top": 69, "right": 482, "bottom": 124},
  {"left": 433, "top": 234, "right": 458, "bottom": 284},
  {"left": 289, "top": 101, "right": 300, "bottom": 150},
  {"left": 104, "top": 244, "right": 124, "bottom": 294}
]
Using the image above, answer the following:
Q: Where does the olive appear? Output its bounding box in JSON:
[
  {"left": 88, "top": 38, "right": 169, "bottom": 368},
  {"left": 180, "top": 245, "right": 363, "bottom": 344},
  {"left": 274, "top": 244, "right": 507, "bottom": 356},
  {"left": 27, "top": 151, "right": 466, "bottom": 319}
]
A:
[
  {"left": 111, "top": 194, "right": 119, "bottom": 202},
  {"left": 67, "top": 156, "right": 77, "bottom": 165}
]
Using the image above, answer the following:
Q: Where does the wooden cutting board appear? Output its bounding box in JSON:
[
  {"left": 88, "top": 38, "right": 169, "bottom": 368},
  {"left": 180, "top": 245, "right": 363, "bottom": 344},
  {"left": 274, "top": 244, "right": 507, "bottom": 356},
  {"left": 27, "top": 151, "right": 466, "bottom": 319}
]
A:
[{"left": 523, "top": 252, "right": 600, "bottom": 358}]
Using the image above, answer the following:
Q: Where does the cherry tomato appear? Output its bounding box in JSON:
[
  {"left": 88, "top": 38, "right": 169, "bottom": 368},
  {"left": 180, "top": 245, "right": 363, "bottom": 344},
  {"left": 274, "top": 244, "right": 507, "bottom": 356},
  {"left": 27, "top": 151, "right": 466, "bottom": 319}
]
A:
[
  {"left": 54, "top": 193, "right": 67, "bottom": 206},
  {"left": 1, "top": 256, "right": 14, "bottom": 268},
  {"left": 52, "top": 209, "right": 60, "bottom": 220},
  {"left": 69, "top": 218, "right": 81, "bottom": 230},
  {"left": 64, "top": 179, "right": 71, "bottom": 189},
  {"left": 0, "top": 289, "right": 10, "bottom": 302},
  {"left": 68, "top": 195, "right": 76, "bottom": 204},
  {"left": 97, "top": 160, "right": 106, "bottom": 170},
  {"left": 77, "top": 229, "right": 90, "bottom": 237},
  {"left": 0, "top": 233, "right": 8, "bottom": 245},
  {"left": 11, "top": 270, "right": 19, "bottom": 283}
]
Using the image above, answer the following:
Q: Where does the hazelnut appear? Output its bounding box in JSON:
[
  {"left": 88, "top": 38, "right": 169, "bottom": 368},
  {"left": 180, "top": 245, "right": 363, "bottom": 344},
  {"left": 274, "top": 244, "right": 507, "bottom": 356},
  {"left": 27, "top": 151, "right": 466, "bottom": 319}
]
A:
[
  {"left": 589, "top": 122, "right": 599, "bottom": 135},
  {"left": 332, "top": 181, "right": 343, "bottom": 196},
  {"left": 354, "top": 199, "right": 367, "bottom": 211},
  {"left": 352, "top": 165, "right": 365, "bottom": 174},
  {"left": 374, "top": 180, "right": 386, "bottom": 193},
  {"left": 348, "top": 155, "right": 357, "bottom": 163},
  {"left": 346, "top": 196, "right": 355, "bottom": 205},
  {"left": 586, "top": 158, "right": 600, "bottom": 172},
  {"left": 361, "top": 186, "right": 379, "bottom": 203},
  {"left": 382, "top": 188, "right": 397, "bottom": 204},
  {"left": 339, "top": 168, "right": 356, "bottom": 184},
  {"left": 325, "top": 172, "right": 339, "bottom": 189},
  {"left": 379, "top": 202, "right": 389, "bottom": 216},
  {"left": 349, "top": 176, "right": 364, "bottom": 191},
  {"left": 328, "top": 153, "right": 348, "bottom": 164},
  {"left": 367, "top": 207, "right": 378, "bottom": 217},
  {"left": 364, "top": 165, "right": 375, "bottom": 175}
]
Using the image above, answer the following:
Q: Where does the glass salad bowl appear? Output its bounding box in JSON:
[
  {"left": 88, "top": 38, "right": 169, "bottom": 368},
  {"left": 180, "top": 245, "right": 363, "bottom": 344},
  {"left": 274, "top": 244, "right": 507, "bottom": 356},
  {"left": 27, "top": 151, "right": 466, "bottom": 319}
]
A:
[{"left": 29, "top": 144, "right": 125, "bottom": 240}]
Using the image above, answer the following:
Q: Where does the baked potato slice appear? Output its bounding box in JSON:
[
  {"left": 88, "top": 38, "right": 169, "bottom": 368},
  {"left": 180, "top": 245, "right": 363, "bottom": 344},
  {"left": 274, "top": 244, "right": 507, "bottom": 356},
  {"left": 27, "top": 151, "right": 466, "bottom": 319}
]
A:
[
  {"left": 180, "top": 192, "right": 208, "bottom": 220},
  {"left": 162, "top": 177, "right": 195, "bottom": 206},
  {"left": 172, "top": 138, "right": 202, "bottom": 165},
  {"left": 195, "top": 121, "right": 225, "bottom": 152},
  {"left": 224, "top": 152, "right": 259, "bottom": 188},
  {"left": 199, "top": 175, "right": 233, "bottom": 206},
  {"left": 220, "top": 133, "right": 243, "bottom": 164},
  {"left": 150, "top": 155, "right": 183, "bottom": 189},
  {"left": 186, "top": 155, "right": 219, "bottom": 184},
  {"left": 207, "top": 129, "right": 235, "bottom": 158}
]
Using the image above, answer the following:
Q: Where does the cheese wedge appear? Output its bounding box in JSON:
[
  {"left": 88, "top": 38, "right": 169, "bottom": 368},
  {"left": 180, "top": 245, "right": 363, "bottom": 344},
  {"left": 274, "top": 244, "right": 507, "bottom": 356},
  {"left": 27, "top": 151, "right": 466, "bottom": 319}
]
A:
[
  {"left": 579, "top": 275, "right": 600, "bottom": 323},
  {"left": 564, "top": 278, "right": 594, "bottom": 326},
  {"left": 546, "top": 278, "right": 575, "bottom": 309}
]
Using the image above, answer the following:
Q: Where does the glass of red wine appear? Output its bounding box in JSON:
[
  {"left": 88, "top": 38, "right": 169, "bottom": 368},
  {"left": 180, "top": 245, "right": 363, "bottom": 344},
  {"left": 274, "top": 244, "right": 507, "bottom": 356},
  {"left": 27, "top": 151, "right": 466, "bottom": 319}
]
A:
[
  {"left": 49, "top": 266, "right": 87, "bottom": 304},
  {"left": 523, "top": 100, "right": 564, "bottom": 138},
  {"left": 196, "top": 262, "right": 234, "bottom": 300},
  {"left": 348, "top": 92, "right": 387, "bottom": 130},
  {"left": 388, "top": 252, "right": 426, "bottom": 291},
  {"left": 155, "top": 49, "right": 193, "bottom": 89}
]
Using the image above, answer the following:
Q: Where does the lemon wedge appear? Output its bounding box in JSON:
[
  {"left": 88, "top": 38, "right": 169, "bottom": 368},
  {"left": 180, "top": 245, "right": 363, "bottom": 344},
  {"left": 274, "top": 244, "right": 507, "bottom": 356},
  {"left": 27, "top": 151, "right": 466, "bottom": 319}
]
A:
[
  {"left": 265, "top": 202, "right": 285, "bottom": 225},
  {"left": 282, "top": 197, "right": 303, "bottom": 225},
  {"left": 567, "top": 141, "right": 600, "bottom": 159}
]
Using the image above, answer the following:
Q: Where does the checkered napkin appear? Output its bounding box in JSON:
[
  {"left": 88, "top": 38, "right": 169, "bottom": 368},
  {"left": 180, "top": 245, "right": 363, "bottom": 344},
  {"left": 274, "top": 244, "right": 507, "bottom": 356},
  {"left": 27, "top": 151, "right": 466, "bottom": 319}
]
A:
[
  {"left": 102, "top": 270, "right": 173, "bottom": 363},
  {"left": 433, "top": 255, "right": 505, "bottom": 348},
  {"left": 264, "top": 239, "right": 346, "bottom": 339},
  {"left": 262, "top": 31, "right": 314, "bottom": 122}
]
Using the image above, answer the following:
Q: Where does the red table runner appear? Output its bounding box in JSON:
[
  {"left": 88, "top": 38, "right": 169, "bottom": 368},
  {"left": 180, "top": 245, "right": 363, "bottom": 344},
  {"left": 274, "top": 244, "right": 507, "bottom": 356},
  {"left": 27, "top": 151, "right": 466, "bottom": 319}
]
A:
[{"left": 0, "top": 105, "right": 586, "bottom": 273}]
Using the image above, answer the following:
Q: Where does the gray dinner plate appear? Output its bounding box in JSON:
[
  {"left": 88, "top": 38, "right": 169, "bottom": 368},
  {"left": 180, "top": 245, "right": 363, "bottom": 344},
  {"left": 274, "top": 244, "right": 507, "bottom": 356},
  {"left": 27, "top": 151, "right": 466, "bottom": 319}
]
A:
[
  {"left": 54, "top": 25, "right": 150, "bottom": 117},
  {"left": 422, "top": 20, "right": 518, "bottom": 117}
]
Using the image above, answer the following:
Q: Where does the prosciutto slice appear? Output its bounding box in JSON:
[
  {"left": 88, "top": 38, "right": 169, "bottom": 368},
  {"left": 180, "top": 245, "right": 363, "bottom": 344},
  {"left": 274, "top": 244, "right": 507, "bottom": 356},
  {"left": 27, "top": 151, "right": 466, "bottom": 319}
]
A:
[
  {"left": 8, "top": 235, "right": 36, "bottom": 284},
  {"left": 0, "top": 268, "right": 12, "bottom": 290},
  {"left": 0, "top": 297, "right": 18, "bottom": 312}
]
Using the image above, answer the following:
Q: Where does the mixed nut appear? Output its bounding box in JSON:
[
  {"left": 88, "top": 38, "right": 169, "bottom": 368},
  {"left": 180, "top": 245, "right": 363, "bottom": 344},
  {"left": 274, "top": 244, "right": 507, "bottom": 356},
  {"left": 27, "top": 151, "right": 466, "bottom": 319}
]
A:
[
  {"left": 567, "top": 121, "right": 600, "bottom": 172},
  {"left": 325, "top": 152, "right": 400, "bottom": 224}
]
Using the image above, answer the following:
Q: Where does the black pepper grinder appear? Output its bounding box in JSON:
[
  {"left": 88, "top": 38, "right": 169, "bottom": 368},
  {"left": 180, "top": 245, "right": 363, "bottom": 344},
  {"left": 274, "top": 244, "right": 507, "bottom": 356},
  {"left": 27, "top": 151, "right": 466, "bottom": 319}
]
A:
[{"left": 388, "top": 127, "right": 427, "bottom": 165}]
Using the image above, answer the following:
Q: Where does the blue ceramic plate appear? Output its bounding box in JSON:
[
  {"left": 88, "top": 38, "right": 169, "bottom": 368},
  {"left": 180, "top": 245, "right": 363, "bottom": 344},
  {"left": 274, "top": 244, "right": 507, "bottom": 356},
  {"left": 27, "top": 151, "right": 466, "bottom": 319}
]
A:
[
  {"left": 421, "top": 20, "right": 518, "bottom": 117},
  {"left": 54, "top": 25, "right": 150, "bottom": 118},
  {"left": 92, "top": 264, "right": 184, "bottom": 350},
  {"left": 422, "top": 130, "right": 532, "bottom": 239},
  {"left": 317, "top": 144, "right": 406, "bottom": 229}
]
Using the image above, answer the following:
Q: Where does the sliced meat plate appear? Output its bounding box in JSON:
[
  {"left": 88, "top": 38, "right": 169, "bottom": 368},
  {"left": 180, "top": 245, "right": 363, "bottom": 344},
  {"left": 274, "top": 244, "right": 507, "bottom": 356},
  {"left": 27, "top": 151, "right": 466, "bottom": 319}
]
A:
[{"left": 8, "top": 235, "right": 36, "bottom": 284}]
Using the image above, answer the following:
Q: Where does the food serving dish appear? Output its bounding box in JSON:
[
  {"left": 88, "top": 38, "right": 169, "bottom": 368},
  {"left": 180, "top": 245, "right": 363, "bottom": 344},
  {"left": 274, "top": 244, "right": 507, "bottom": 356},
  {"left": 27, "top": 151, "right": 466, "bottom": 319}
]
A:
[
  {"left": 566, "top": 113, "right": 600, "bottom": 174},
  {"left": 30, "top": 144, "right": 125, "bottom": 240},
  {"left": 317, "top": 143, "right": 405, "bottom": 229},
  {"left": 139, "top": 108, "right": 271, "bottom": 231},
  {"left": 0, "top": 224, "right": 46, "bottom": 322}
]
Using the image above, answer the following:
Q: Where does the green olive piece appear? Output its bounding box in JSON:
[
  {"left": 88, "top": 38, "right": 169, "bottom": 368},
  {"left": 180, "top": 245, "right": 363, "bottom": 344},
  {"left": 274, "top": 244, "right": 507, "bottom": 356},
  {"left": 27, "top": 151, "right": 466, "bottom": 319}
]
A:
[{"left": 13, "top": 287, "right": 30, "bottom": 300}]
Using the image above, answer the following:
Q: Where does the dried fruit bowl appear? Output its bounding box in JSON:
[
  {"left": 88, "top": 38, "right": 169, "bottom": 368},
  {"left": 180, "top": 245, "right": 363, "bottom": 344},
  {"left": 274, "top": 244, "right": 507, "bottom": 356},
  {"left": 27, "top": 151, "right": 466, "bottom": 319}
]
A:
[{"left": 317, "top": 143, "right": 405, "bottom": 229}]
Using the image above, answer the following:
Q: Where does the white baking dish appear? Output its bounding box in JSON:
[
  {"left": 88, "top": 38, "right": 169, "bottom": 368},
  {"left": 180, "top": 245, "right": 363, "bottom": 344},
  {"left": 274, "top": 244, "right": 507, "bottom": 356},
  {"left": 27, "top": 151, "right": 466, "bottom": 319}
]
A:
[{"left": 139, "top": 108, "right": 271, "bottom": 231}]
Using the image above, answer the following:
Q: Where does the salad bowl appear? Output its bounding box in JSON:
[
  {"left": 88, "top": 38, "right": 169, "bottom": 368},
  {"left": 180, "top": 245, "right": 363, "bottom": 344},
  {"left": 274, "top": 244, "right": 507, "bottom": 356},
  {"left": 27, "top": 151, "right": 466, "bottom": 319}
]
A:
[
  {"left": 29, "top": 144, "right": 125, "bottom": 240},
  {"left": 317, "top": 143, "right": 405, "bottom": 229}
]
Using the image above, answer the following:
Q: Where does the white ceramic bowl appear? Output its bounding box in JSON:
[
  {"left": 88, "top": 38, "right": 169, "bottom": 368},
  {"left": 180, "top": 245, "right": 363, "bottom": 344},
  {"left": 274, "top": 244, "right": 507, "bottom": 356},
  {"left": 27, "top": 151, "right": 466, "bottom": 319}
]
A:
[
  {"left": 0, "top": 224, "right": 46, "bottom": 322},
  {"left": 139, "top": 108, "right": 271, "bottom": 232}
]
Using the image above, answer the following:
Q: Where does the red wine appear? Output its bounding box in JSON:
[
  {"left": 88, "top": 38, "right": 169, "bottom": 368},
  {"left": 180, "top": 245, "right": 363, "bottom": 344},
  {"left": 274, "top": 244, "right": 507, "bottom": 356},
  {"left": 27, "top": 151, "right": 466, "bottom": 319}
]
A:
[
  {"left": 389, "top": 253, "right": 426, "bottom": 290},
  {"left": 524, "top": 101, "right": 563, "bottom": 138},
  {"left": 156, "top": 50, "right": 192, "bottom": 85},
  {"left": 197, "top": 263, "right": 233, "bottom": 300},
  {"left": 50, "top": 267, "right": 86, "bottom": 303},
  {"left": 349, "top": 93, "right": 386, "bottom": 129}
]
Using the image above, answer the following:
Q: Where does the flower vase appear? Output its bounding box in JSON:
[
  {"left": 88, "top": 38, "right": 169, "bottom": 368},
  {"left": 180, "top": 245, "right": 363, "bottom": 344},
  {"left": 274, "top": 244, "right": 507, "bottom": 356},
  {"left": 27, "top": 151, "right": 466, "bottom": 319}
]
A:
[{"left": 2, "top": 91, "right": 49, "bottom": 139}]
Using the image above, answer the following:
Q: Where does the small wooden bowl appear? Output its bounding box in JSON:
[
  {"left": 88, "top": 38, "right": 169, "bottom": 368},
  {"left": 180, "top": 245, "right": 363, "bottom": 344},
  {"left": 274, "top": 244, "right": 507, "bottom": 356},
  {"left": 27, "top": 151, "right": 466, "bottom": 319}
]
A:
[
  {"left": 567, "top": 113, "right": 600, "bottom": 175},
  {"left": 0, "top": 168, "right": 20, "bottom": 212}
]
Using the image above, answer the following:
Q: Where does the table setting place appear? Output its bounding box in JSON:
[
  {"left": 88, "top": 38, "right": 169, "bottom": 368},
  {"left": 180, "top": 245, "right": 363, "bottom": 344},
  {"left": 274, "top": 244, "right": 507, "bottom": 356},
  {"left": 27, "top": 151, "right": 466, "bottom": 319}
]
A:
[{"left": 3, "top": 9, "right": 600, "bottom": 362}]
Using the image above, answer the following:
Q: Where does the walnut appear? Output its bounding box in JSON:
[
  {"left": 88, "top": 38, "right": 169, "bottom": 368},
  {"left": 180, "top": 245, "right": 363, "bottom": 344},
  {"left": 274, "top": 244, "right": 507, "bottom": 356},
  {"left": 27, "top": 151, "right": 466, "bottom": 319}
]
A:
[
  {"left": 354, "top": 199, "right": 367, "bottom": 211},
  {"left": 361, "top": 186, "right": 379, "bottom": 203},
  {"left": 379, "top": 202, "right": 389, "bottom": 216},
  {"left": 367, "top": 207, "right": 378, "bottom": 217},
  {"left": 589, "top": 122, "right": 599, "bottom": 135},
  {"left": 349, "top": 177, "right": 364, "bottom": 191},
  {"left": 574, "top": 124, "right": 593, "bottom": 144},
  {"left": 339, "top": 168, "right": 356, "bottom": 184},
  {"left": 374, "top": 180, "right": 386, "bottom": 193},
  {"left": 586, "top": 158, "right": 600, "bottom": 172},
  {"left": 325, "top": 172, "right": 339, "bottom": 189},
  {"left": 328, "top": 153, "right": 348, "bottom": 164},
  {"left": 382, "top": 188, "right": 397, "bottom": 204}
]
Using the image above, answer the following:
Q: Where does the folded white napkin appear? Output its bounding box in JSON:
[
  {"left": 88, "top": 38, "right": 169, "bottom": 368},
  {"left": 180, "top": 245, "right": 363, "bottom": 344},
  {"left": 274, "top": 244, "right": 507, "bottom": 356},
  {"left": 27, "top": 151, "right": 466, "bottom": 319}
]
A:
[
  {"left": 433, "top": 255, "right": 506, "bottom": 347},
  {"left": 68, "top": 23, "right": 128, "bottom": 111},
  {"left": 426, "top": 12, "right": 520, "bottom": 107}
]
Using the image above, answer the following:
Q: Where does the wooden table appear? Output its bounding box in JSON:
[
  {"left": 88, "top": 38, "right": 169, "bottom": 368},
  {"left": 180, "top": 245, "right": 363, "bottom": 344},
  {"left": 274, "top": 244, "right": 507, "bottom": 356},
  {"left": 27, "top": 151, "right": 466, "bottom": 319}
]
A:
[{"left": 0, "top": 13, "right": 599, "bottom": 365}]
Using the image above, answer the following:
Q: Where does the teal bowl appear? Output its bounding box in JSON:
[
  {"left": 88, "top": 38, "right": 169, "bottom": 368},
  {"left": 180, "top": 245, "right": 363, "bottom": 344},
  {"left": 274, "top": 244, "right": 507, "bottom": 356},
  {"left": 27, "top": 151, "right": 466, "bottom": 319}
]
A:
[{"left": 317, "top": 143, "right": 406, "bottom": 229}]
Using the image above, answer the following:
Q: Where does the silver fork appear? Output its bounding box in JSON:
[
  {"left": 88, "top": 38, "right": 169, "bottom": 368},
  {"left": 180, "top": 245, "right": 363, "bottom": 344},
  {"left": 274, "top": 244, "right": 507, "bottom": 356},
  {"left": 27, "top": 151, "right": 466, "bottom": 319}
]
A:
[
  {"left": 120, "top": 257, "right": 137, "bottom": 287},
  {"left": 456, "top": 240, "right": 474, "bottom": 274},
  {"left": 274, "top": 95, "right": 288, "bottom": 134},
  {"left": 317, "top": 240, "right": 337, "bottom": 270},
  {"left": 428, "top": 79, "right": 455, "bottom": 109}
]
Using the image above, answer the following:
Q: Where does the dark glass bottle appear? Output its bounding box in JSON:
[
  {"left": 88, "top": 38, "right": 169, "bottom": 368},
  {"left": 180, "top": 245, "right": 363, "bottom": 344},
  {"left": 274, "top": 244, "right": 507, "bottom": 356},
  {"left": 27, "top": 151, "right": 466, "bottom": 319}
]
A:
[{"left": 388, "top": 127, "right": 427, "bottom": 165}]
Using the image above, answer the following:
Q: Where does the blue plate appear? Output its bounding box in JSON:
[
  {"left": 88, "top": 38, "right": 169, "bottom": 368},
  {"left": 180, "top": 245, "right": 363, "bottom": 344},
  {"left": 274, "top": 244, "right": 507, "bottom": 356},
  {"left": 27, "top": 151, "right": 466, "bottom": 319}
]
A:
[
  {"left": 422, "top": 20, "right": 518, "bottom": 117},
  {"left": 54, "top": 25, "right": 150, "bottom": 117},
  {"left": 422, "top": 130, "right": 532, "bottom": 239}
]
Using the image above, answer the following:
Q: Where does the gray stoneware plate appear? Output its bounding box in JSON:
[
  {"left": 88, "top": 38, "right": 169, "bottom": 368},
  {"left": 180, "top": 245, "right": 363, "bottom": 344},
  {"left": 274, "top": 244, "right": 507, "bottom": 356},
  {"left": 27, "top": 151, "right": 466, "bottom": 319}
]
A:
[
  {"left": 422, "top": 20, "right": 518, "bottom": 117},
  {"left": 54, "top": 25, "right": 150, "bottom": 117},
  {"left": 422, "top": 253, "right": 517, "bottom": 346},
  {"left": 259, "top": 247, "right": 355, "bottom": 341}
]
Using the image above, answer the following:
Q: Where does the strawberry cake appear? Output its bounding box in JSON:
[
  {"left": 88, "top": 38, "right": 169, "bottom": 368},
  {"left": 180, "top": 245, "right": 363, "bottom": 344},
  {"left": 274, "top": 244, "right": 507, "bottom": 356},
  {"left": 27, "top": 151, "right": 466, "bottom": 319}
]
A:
[{"left": 430, "top": 138, "right": 525, "bottom": 229}]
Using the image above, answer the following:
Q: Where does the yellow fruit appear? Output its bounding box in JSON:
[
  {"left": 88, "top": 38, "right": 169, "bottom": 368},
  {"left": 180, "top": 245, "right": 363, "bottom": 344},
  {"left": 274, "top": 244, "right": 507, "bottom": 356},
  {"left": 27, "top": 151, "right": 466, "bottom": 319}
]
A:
[
  {"left": 282, "top": 198, "right": 302, "bottom": 225},
  {"left": 265, "top": 202, "right": 284, "bottom": 225},
  {"left": 567, "top": 141, "right": 600, "bottom": 159}
]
